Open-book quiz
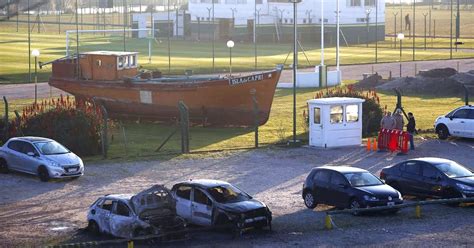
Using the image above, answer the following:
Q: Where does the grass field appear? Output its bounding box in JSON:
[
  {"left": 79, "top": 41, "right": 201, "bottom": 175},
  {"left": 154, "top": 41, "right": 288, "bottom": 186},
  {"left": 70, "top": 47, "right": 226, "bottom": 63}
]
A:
[
  {"left": 0, "top": 30, "right": 473, "bottom": 84},
  {"left": 1, "top": 87, "right": 465, "bottom": 161}
]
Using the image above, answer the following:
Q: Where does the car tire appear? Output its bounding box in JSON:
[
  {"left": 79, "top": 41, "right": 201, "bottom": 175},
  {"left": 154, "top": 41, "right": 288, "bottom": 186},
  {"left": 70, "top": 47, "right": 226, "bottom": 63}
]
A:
[
  {"left": 303, "top": 191, "right": 317, "bottom": 209},
  {"left": 349, "top": 198, "right": 363, "bottom": 216},
  {"left": 87, "top": 220, "right": 100, "bottom": 235},
  {"left": 38, "top": 166, "right": 50, "bottom": 182},
  {"left": 0, "top": 158, "right": 9, "bottom": 174},
  {"left": 436, "top": 125, "right": 449, "bottom": 140}
]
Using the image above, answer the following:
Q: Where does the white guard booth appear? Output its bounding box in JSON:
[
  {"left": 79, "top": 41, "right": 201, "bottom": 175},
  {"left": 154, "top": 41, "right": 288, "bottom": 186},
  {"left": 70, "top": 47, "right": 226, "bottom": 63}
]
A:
[{"left": 308, "top": 97, "right": 365, "bottom": 148}]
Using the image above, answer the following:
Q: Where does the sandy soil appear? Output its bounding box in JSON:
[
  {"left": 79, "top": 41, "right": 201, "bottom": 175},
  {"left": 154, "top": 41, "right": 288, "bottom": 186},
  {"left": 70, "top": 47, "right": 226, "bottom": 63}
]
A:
[{"left": 1, "top": 137, "right": 473, "bottom": 247}]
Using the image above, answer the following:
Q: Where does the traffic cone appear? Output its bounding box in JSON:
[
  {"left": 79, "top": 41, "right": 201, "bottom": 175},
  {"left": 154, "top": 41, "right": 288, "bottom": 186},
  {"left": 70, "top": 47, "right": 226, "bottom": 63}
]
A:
[
  {"left": 372, "top": 138, "right": 378, "bottom": 151},
  {"left": 367, "top": 138, "right": 371, "bottom": 151}
]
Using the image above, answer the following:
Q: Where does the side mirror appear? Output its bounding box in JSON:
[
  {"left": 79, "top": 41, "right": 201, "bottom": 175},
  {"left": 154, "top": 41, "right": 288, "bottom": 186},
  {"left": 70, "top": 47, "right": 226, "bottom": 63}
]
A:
[
  {"left": 27, "top": 152, "right": 36, "bottom": 157},
  {"left": 449, "top": 117, "right": 454, "bottom": 121},
  {"left": 338, "top": 183, "right": 348, "bottom": 189}
]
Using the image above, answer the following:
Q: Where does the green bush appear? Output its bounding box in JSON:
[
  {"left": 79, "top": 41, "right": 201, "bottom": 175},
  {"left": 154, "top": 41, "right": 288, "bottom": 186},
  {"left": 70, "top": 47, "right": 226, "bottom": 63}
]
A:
[
  {"left": 13, "top": 97, "right": 104, "bottom": 156},
  {"left": 309, "top": 86, "right": 384, "bottom": 137}
]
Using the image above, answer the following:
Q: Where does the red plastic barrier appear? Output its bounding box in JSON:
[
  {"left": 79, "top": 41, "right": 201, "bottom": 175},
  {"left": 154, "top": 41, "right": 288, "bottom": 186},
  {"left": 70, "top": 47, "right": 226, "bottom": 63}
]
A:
[{"left": 377, "top": 129, "right": 410, "bottom": 154}]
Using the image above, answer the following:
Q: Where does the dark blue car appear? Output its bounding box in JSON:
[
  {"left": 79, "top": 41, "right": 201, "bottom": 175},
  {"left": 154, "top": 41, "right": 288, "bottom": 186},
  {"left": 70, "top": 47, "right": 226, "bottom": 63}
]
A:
[
  {"left": 302, "top": 166, "right": 403, "bottom": 213},
  {"left": 380, "top": 157, "right": 474, "bottom": 199}
]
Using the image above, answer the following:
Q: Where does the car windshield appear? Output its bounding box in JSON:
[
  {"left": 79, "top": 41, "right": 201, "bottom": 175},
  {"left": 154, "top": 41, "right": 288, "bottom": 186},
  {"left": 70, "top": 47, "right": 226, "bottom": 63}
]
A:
[
  {"left": 34, "top": 141, "right": 69, "bottom": 155},
  {"left": 206, "top": 184, "right": 251, "bottom": 204},
  {"left": 344, "top": 172, "right": 383, "bottom": 187},
  {"left": 434, "top": 162, "right": 473, "bottom": 178}
]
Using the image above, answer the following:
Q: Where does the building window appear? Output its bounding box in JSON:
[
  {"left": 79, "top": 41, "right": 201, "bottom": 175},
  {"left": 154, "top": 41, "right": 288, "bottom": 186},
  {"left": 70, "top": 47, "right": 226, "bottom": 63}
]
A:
[
  {"left": 314, "top": 107, "right": 321, "bottom": 124},
  {"left": 346, "top": 105, "right": 359, "bottom": 123},
  {"left": 129, "top": 55, "right": 137, "bottom": 68},
  {"left": 348, "top": 0, "right": 361, "bottom": 7},
  {"left": 364, "top": 0, "right": 376, "bottom": 6},
  {"left": 330, "top": 106, "right": 343, "bottom": 124},
  {"left": 117, "top": 56, "right": 124, "bottom": 70}
]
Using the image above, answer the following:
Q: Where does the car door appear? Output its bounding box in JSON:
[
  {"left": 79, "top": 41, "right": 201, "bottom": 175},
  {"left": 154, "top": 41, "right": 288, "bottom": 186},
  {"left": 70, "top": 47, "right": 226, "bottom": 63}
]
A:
[
  {"left": 109, "top": 201, "right": 136, "bottom": 238},
  {"left": 449, "top": 109, "right": 470, "bottom": 137},
  {"left": 174, "top": 185, "right": 192, "bottom": 222},
  {"left": 466, "top": 109, "right": 474, "bottom": 138},
  {"left": 96, "top": 199, "right": 114, "bottom": 234},
  {"left": 420, "top": 163, "right": 445, "bottom": 198},
  {"left": 3, "top": 141, "right": 22, "bottom": 170},
  {"left": 19, "top": 142, "right": 41, "bottom": 174},
  {"left": 327, "top": 171, "right": 351, "bottom": 208},
  {"left": 400, "top": 161, "right": 424, "bottom": 195},
  {"left": 312, "top": 170, "right": 332, "bottom": 204},
  {"left": 191, "top": 188, "right": 213, "bottom": 226}
]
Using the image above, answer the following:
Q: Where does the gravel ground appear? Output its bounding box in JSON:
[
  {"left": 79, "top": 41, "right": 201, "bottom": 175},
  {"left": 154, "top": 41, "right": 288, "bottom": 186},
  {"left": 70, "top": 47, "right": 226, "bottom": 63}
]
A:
[{"left": 0, "top": 138, "right": 473, "bottom": 247}]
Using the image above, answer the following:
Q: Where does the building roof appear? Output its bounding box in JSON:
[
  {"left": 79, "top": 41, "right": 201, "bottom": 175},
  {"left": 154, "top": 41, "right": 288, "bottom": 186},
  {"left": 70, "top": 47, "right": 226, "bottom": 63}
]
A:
[
  {"left": 307, "top": 97, "right": 365, "bottom": 105},
  {"left": 81, "top": 51, "right": 139, "bottom": 56}
]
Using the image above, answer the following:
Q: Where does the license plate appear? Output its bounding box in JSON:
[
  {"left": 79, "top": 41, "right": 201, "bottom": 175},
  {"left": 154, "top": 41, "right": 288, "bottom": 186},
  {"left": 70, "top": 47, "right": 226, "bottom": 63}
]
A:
[{"left": 387, "top": 202, "right": 395, "bottom": 206}]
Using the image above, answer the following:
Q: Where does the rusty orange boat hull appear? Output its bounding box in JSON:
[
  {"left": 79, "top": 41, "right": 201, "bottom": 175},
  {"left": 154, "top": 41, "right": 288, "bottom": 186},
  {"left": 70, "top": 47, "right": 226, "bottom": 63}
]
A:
[{"left": 49, "top": 69, "right": 282, "bottom": 126}]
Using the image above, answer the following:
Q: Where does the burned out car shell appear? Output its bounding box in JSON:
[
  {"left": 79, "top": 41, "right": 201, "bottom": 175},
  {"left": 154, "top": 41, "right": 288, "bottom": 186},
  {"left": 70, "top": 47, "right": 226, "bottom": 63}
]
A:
[
  {"left": 87, "top": 185, "right": 185, "bottom": 239},
  {"left": 171, "top": 179, "right": 272, "bottom": 232}
]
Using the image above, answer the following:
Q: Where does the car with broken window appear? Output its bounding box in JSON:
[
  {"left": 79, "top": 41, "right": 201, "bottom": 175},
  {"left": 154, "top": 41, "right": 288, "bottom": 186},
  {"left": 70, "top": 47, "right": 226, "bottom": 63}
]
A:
[
  {"left": 0, "top": 136, "right": 84, "bottom": 181},
  {"left": 87, "top": 185, "right": 186, "bottom": 239},
  {"left": 302, "top": 166, "right": 403, "bottom": 214},
  {"left": 171, "top": 179, "right": 272, "bottom": 235}
]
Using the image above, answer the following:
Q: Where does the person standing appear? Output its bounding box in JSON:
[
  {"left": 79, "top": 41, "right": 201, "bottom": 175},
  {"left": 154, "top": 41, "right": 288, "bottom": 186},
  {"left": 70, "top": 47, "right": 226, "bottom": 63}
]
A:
[
  {"left": 406, "top": 112, "right": 416, "bottom": 150},
  {"left": 393, "top": 109, "right": 404, "bottom": 130},
  {"left": 380, "top": 111, "right": 396, "bottom": 130},
  {"left": 405, "top": 14, "right": 411, "bottom": 31}
]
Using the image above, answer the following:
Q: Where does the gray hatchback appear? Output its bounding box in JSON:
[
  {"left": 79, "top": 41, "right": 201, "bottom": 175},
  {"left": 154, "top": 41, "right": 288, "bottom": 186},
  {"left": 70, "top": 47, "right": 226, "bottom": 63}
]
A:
[{"left": 0, "top": 136, "right": 84, "bottom": 181}]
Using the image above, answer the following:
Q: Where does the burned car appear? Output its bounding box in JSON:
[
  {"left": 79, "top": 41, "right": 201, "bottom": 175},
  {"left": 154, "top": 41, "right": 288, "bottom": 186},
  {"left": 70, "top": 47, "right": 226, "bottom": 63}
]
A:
[
  {"left": 171, "top": 179, "right": 272, "bottom": 235},
  {"left": 87, "top": 185, "right": 185, "bottom": 239}
]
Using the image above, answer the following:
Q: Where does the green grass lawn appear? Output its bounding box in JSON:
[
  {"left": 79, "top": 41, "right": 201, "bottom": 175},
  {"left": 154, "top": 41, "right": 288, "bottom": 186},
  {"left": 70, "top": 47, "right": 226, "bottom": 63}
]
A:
[
  {"left": 1, "top": 87, "right": 465, "bottom": 161},
  {"left": 0, "top": 30, "right": 473, "bottom": 84}
]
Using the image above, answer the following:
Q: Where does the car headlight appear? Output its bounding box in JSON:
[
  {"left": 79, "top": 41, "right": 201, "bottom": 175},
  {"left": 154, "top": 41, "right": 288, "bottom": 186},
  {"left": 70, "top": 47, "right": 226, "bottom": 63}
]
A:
[
  {"left": 397, "top": 191, "right": 403, "bottom": 200},
  {"left": 363, "top": 195, "right": 378, "bottom": 201},
  {"left": 456, "top": 183, "right": 474, "bottom": 192}
]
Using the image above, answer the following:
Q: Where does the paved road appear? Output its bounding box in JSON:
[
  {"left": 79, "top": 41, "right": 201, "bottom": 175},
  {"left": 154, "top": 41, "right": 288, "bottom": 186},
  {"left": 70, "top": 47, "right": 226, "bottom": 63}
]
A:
[{"left": 1, "top": 59, "right": 473, "bottom": 100}]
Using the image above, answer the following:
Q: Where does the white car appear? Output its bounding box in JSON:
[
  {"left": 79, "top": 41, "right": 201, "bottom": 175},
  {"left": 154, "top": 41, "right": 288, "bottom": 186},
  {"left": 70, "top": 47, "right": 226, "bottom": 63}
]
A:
[
  {"left": 0, "top": 136, "right": 84, "bottom": 181},
  {"left": 434, "top": 106, "right": 474, "bottom": 140}
]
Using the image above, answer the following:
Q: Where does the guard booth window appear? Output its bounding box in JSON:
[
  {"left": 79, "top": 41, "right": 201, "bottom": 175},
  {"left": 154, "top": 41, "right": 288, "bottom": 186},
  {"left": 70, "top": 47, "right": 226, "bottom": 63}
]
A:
[
  {"left": 346, "top": 104, "right": 359, "bottom": 123},
  {"left": 117, "top": 57, "right": 124, "bottom": 70},
  {"left": 314, "top": 107, "right": 321, "bottom": 124},
  {"left": 330, "top": 106, "right": 343, "bottom": 124}
]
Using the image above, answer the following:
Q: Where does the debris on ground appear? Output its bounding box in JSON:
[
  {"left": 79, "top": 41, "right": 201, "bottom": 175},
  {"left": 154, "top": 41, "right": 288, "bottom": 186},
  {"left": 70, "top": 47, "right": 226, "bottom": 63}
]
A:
[{"left": 353, "top": 73, "right": 387, "bottom": 90}]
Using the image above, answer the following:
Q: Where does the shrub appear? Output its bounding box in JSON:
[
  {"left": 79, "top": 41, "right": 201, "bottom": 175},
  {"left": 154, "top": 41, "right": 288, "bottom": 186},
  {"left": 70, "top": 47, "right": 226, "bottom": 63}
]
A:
[
  {"left": 12, "top": 96, "right": 105, "bottom": 156},
  {"left": 307, "top": 85, "right": 384, "bottom": 137}
]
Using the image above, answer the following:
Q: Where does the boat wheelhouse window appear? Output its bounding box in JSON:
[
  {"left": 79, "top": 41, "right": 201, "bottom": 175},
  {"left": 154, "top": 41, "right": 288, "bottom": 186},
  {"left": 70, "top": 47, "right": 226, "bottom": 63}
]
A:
[
  {"left": 117, "top": 56, "right": 124, "bottom": 70},
  {"left": 129, "top": 55, "right": 136, "bottom": 68},
  {"left": 96, "top": 59, "right": 102, "bottom": 67}
]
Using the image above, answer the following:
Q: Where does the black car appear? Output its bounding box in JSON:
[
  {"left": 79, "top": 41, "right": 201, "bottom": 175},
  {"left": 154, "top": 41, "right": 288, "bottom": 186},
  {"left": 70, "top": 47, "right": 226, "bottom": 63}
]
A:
[
  {"left": 380, "top": 157, "right": 474, "bottom": 199},
  {"left": 171, "top": 179, "right": 272, "bottom": 235},
  {"left": 302, "top": 166, "right": 403, "bottom": 212}
]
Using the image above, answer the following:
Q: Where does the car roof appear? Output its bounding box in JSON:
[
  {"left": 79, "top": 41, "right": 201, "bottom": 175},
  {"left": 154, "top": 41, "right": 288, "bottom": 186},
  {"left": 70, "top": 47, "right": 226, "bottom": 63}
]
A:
[
  {"left": 409, "top": 157, "right": 455, "bottom": 164},
  {"left": 179, "top": 179, "right": 230, "bottom": 188},
  {"left": 104, "top": 194, "right": 134, "bottom": 201},
  {"left": 9, "top": 136, "right": 54, "bottom": 143},
  {"left": 315, "top": 166, "right": 368, "bottom": 173}
]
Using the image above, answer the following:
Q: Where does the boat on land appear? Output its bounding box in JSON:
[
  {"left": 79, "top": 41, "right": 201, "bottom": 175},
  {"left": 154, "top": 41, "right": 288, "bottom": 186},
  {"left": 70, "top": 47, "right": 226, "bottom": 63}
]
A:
[{"left": 47, "top": 51, "right": 283, "bottom": 126}]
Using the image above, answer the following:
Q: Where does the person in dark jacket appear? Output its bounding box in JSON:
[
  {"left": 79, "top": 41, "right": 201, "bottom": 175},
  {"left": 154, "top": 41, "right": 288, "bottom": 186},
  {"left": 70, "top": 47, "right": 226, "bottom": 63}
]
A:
[{"left": 406, "top": 112, "right": 416, "bottom": 150}]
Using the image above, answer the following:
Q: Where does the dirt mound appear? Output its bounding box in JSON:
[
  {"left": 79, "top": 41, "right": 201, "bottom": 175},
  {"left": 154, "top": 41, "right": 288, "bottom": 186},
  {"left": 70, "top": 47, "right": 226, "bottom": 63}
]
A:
[
  {"left": 353, "top": 73, "right": 387, "bottom": 90},
  {"left": 418, "top": 68, "right": 457, "bottom": 78},
  {"left": 375, "top": 68, "right": 474, "bottom": 96}
]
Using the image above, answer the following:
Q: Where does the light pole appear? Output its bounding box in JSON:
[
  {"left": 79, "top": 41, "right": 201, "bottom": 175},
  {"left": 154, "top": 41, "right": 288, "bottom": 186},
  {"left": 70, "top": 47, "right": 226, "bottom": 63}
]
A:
[
  {"left": 227, "top": 40, "right": 234, "bottom": 76},
  {"left": 32, "top": 49, "right": 40, "bottom": 104},
  {"left": 412, "top": 0, "right": 415, "bottom": 61},
  {"left": 365, "top": 8, "right": 371, "bottom": 48},
  {"left": 288, "top": 0, "right": 301, "bottom": 147},
  {"left": 375, "top": 0, "right": 378, "bottom": 63},
  {"left": 423, "top": 13, "right": 428, "bottom": 50},
  {"left": 398, "top": 33, "right": 404, "bottom": 77},
  {"left": 450, "top": 0, "right": 453, "bottom": 59},
  {"left": 393, "top": 12, "right": 398, "bottom": 48}
]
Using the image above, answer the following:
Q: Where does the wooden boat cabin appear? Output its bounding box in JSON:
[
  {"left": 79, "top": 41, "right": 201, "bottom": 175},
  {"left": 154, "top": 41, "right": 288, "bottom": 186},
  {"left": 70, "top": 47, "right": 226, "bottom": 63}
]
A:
[{"left": 52, "top": 51, "right": 138, "bottom": 81}]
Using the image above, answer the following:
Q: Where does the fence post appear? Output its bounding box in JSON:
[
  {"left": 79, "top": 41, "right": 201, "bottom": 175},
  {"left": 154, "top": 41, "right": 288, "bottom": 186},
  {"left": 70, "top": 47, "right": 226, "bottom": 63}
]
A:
[
  {"left": 415, "top": 204, "right": 422, "bottom": 219},
  {"left": 252, "top": 94, "right": 259, "bottom": 148},
  {"left": 325, "top": 214, "right": 333, "bottom": 230},
  {"left": 100, "top": 105, "right": 109, "bottom": 159},
  {"left": 120, "top": 122, "right": 128, "bottom": 157},
  {"left": 13, "top": 110, "right": 23, "bottom": 136},
  {"left": 2, "top": 96, "right": 8, "bottom": 142},
  {"left": 178, "top": 101, "right": 190, "bottom": 153}
]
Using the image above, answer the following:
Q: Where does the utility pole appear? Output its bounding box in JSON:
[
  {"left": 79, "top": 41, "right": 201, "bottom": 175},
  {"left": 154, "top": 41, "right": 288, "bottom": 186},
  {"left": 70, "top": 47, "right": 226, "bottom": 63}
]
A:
[
  {"left": 455, "top": 0, "right": 460, "bottom": 52},
  {"left": 28, "top": 0, "right": 31, "bottom": 85},
  {"left": 254, "top": 0, "right": 257, "bottom": 70},
  {"left": 450, "top": 0, "right": 453, "bottom": 59},
  {"left": 168, "top": 0, "right": 171, "bottom": 73},
  {"left": 393, "top": 12, "right": 398, "bottom": 48},
  {"left": 212, "top": 0, "right": 215, "bottom": 72},
  {"left": 375, "top": 0, "right": 378, "bottom": 63},
  {"left": 423, "top": 13, "right": 428, "bottom": 50},
  {"left": 412, "top": 0, "right": 415, "bottom": 61}
]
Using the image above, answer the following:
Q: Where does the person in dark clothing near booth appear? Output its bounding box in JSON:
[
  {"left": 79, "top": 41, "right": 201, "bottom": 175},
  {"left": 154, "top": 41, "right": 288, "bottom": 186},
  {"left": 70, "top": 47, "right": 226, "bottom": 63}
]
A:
[
  {"left": 405, "top": 14, "right": 411, "bottom": 31},
  {"left": 406, "top": 112, "right": 416, "bottom": 150}
]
